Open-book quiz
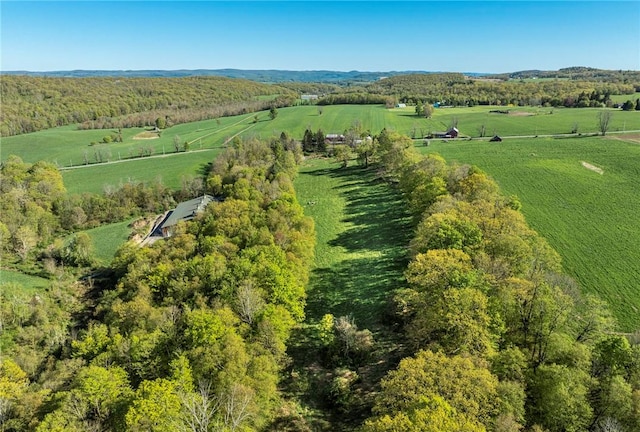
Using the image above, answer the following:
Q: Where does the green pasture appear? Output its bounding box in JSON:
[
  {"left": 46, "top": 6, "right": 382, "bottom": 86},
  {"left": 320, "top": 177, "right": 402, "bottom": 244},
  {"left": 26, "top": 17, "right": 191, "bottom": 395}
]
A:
[
  {"left": 83, "top": 218, "right": 135, "bottom": 265},
  {"left": 238, "top": 104, "right": 638, "bottom": 141},
  {"left": 419, "top": 105, "right": 640, "bottom": 138},
  {"left": 4, "top": 105, "right": 640, "bottom": 169},
  {"left": 294, "top": 158, "right": 412, "bottom": 329},
  {"left": 420, "top": 135, "right": 640, "bottom": 331},
  {"left": 0, "top": 269, "right": 49, "bottom": 295},
  {"left": 6, "top": 105, "right": 640, "bottom": 197},
  {"left": 609, "top": 92, "right": 640, "bottom": 104},
  {"left": 0, "top": 113, "right": 256, "bottom": 166},
  {"left": 62, "top": 149, "right": 220, "bottom": 194}
]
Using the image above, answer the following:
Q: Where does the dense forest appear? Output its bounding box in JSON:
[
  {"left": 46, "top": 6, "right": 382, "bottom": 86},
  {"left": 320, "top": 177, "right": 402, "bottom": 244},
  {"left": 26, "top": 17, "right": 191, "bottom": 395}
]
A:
[
  {"left": 3, "top": 128, "right": 640, "bottom": 431},
  {"left": 0, "top": 76, "right": 296, "bottom": 136},
  {"left": 1, "top": 136, "right": 316, "bottom": 430}
]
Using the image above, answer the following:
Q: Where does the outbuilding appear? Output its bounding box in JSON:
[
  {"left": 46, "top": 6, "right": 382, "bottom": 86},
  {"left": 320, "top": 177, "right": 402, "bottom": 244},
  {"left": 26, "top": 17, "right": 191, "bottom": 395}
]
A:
[{"left": 432, "top": 127, "right": 459, "bottom": 139}]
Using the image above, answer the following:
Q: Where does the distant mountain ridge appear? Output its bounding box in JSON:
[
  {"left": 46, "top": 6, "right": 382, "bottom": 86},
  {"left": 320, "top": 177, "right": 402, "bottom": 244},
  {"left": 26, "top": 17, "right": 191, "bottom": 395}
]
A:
[{"left": 1, "top": 68, "right": 487, "bottom": 83}]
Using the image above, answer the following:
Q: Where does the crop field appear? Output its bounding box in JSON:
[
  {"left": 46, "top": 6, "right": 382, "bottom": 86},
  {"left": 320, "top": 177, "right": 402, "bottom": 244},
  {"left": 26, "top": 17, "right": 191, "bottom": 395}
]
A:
[
  {"left": 420, "top": 135, "right": 640, "bottom": 330},
  {"left": 5, "top": 105, "right": 639, "bottom": 168},
  {"left": 1, "top": 113, "right": 257, "bottom": 166}
]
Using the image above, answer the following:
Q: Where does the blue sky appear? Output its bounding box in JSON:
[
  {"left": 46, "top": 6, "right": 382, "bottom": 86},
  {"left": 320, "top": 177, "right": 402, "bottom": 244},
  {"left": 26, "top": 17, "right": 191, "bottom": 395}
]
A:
[{"left": 1, "top": 1, "right": 638, "bottom": 73}]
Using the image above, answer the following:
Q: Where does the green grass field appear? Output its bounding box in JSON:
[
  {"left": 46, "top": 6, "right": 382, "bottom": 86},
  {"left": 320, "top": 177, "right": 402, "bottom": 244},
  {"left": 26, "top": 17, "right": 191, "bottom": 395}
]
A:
[
  {"left": 1, "top": 113, "right": 256, "bottom": 166},
  {"left": 83, "top": 218, "right": 135, "bottom": 265},
  {"left": 0, "top": 269, "right": 49, "bottom": 295},
  {"left": 5, "top": 105, "right": 639, "bottom": 169},
  {"left": 4, "top": 104, "right": 640, "bottom": 331},
  {"left": 420, "top": 135, "right": 640, "bottom": 331},
  {"left": 290, "top": 157, "right": 412, "bottom": 428},
  {"left": 610, "top": 92, "right": 640, "bottom": 104},
  {"left": 294, "top": 158, "right": 412, "bottom": 329},
  {"left": 61, "top": 148, "right": 221, "bottom": 194}
]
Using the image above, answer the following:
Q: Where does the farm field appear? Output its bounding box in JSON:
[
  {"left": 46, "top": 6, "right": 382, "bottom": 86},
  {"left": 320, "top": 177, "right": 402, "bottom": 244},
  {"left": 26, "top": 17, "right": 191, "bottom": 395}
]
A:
[
  {"left": 415, "top": 105, "right": 640, "bottom": 138},
  {"left": 6, "top": 104, "right": 640, "bottom": 195},
  {"left": 420, "top": 135, "right": 640, "bottom": 330},
  {"left": 4, "top": 104, "right": 640, "bottom": 331},
  {"left": 61, "top": 148, "right": 221, "bottom": 194}
]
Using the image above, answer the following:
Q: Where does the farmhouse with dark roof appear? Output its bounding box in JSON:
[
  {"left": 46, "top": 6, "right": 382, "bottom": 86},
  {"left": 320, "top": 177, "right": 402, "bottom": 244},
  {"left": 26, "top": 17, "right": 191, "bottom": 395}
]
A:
[{"left": 159, "top": 195, "right": 214, "bottom": 237}]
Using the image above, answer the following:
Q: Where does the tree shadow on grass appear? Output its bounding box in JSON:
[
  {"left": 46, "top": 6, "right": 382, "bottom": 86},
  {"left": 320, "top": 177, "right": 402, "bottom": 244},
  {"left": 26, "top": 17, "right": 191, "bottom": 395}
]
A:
[{"left": 306, "top": 164, "right": 413, "bottom": 329}]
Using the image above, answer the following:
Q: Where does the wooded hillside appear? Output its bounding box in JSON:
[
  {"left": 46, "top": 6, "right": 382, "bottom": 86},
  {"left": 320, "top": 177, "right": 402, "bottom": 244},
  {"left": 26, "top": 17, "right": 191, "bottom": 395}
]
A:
[{"left": 0, "top": 76, "right": 296, "bottom": 136}]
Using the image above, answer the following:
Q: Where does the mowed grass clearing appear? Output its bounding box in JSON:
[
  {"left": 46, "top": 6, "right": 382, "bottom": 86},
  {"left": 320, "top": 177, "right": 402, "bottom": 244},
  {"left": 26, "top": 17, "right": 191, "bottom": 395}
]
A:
[
  {"left": 83, "top": 218, "right": 136, "bottom": 265},
  {"left": 0, "top": 269, "right": 49, "bottom": 295},
  {"left": 420, "top": 135, "right": 640, "bottom": 331},
  {"left": 294, "top": 157, "right": 412, "bottom": 330},
  {"left": 1, "top": 113, "right": 257, "bottom": 166},
  {"left": 62, "top": 149, "right": 221, "bottom": 194}
]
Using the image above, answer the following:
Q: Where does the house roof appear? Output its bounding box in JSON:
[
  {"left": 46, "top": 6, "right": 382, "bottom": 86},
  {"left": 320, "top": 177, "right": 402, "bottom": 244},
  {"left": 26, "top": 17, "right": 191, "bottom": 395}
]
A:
[{"left": 161, "top": 195, "right": 214, "bottom": 230}]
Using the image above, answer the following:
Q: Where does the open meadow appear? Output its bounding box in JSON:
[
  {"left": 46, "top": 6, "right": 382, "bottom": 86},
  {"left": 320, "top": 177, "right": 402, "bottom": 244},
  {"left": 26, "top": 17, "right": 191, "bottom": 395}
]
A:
[
  {"left": 294, "top": 158, "right": 412, "bottom": 329},
  {"left": 420, "top": 135, "right": 640, "bottom": 330},
  {"left": 290, "top": 157, "right": 412, "bottom": 428},
  {"left": 82, "top": 218, "right": 136, "bottom": 265},
  {"left": 61, "top": 149, "right": 221, "bottom": 194}
]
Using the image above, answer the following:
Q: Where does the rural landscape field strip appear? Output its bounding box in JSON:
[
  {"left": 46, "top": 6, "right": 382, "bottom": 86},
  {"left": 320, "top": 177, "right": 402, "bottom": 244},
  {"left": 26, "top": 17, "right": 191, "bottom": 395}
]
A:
[
  {"left": 61, "top": 148, "right": 222, "bottom": 194},
  {"left": 291, "top": 158, "right": 412, "bottom": 428},
  {"left": 4, "top": 103, "right": 640, "bottom": 329},
  {"left": 295, "top": 158, "right": 412, "bottom": 329}
]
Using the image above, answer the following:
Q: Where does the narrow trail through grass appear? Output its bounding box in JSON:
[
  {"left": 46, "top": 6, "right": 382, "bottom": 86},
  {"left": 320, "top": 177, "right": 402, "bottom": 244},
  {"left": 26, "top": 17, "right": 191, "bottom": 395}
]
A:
[{"left": 287, "top": 158, "right": 413, "bottom": 430}]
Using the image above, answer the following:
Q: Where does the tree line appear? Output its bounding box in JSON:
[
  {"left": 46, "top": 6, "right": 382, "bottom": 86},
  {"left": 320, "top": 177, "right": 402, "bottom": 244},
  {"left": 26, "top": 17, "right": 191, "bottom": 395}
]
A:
[
  {"left": 324, "top": 73, "right": 639, "bottom": 108},
  {"left": 352, "top": 129, "right": 640, "bottom": 431}
]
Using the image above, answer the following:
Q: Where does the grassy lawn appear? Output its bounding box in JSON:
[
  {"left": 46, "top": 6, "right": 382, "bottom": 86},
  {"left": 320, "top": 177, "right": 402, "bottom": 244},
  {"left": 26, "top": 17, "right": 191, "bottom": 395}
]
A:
[
  {"left": 83, "top": 218, "right": 135, "bottom": 265},
  {"left": 420, "top": 106, "right": 640, "bottom": 138},
  {"left": 0, "top": 269, "right": 49, "bottom": 295},
  {"left": 61, "top": 149, "right": 221, "bottom": 194},
  {"left": 295, "top": 158, "right": 412, "bottom": 330},
  {"left": 289, "top": 157, "right": 412, "bottom": 429},
  {"left": 420, "top": 135, "right": 640, "bottom": 331}
]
